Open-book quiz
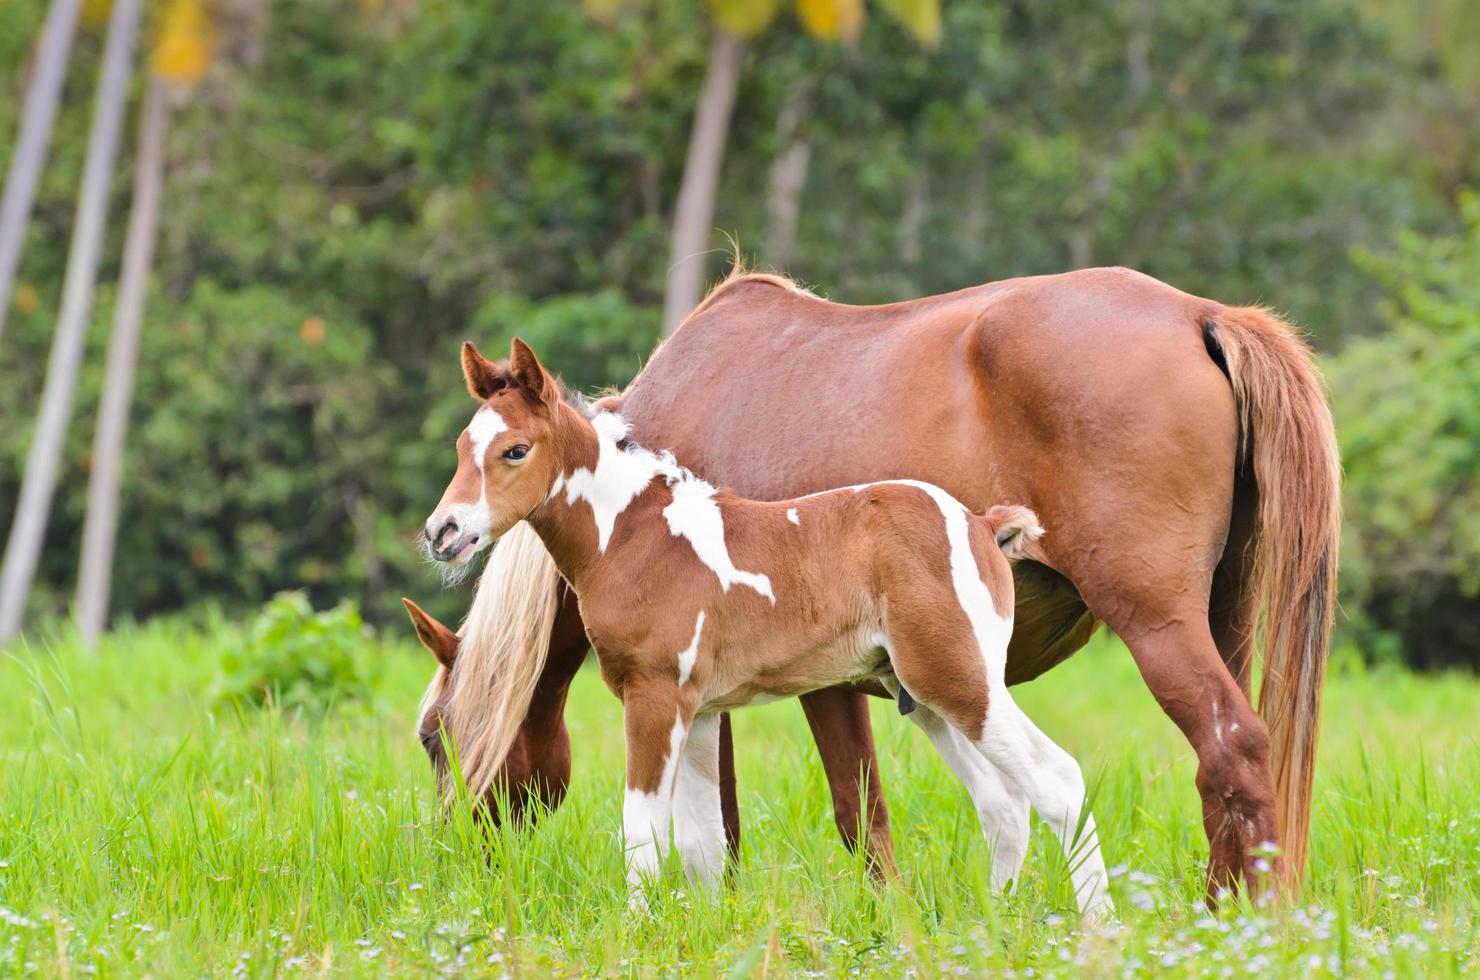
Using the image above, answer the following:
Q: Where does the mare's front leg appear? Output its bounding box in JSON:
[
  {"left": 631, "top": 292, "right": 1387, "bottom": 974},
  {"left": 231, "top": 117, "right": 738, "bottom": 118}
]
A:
[
  {"left": 621, "top": 674, "right": 693, "bottom": 903},
  {"left": 799, "top": 686, "right": 898, "bottom": 879}
]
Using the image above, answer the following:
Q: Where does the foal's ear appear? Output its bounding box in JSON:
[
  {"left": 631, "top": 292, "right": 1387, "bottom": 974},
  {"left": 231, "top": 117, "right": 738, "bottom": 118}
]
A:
[
  {"left": 402, "top": 597, "right": 459, "bottom": 668},
  {"left": 509, "top": 337, "right": 556, "bottom": 407},
  {"left": 461, "top": 341, "right": 506, "bottom": 400}
]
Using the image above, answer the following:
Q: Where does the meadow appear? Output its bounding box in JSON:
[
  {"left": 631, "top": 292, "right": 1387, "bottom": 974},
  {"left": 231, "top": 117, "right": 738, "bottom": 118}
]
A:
[{"left": 0, "top": 619, "right": 1475, "bottom": 977}]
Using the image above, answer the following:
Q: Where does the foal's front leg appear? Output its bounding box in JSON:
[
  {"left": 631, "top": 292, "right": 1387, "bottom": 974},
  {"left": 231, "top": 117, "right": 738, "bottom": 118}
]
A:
[
  {"left": 672, "top": 714, "right": 726, "bottom": 890},
  {"left": 621, "top": 677, "right": 692, "bottom": 903}
]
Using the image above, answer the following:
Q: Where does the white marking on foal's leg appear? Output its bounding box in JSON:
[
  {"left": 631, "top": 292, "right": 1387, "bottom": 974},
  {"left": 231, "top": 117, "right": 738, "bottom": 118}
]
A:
[
  {"left": 672, "top": 714, "right": 725, "bottom": 891},
  {"left": 904, "top": 700, "right": 1030, "bottom": 891},
  {"left": 677, "top": 611, "right": 705, "bottom": 686},
  {"left": 623, "top": 710, "right": 688, "bottom": 907},
  {"left": 786, "top": 507, "right": 799, "bottom": 525},
  {"left": 662, "top": 482, "right": 775, "bottom": 603},
  {"left": 977, "top": 703, "right": 1114, "bottom": 919}
]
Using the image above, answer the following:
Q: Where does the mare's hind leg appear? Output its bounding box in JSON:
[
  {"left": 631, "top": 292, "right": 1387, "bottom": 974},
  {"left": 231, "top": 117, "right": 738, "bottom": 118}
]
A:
[
  {"left": 673, "top": 714, "right": 726, "bottom": 891},
  {"left": 881, "top": 679, "right": 1029, "bottom": 890}
]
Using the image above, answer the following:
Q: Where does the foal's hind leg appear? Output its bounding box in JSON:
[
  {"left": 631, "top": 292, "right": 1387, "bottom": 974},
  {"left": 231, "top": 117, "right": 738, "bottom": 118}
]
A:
[
  {"left": 882, "top": 679, "right": 1029, "bottom": 890},
  {"left": 974, "top": 697, "right": 1113, "bottom": 918}
]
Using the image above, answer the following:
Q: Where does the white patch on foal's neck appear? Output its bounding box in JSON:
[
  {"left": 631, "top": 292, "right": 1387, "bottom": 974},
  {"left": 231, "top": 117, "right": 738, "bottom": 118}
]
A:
[
  {"left": 786, "top": 507, "right": 800, "bottom": 525},
  {"left": 467, "top": 407, "right": 508, "bottom": 472},
  {"left": 556, "top": 414, "right": 777, "bottom": 607},
  {"left": 663, "top": 481, "right": 776, "bottom": 603},
  {"left": 677, "top": 610, "right": 705, "bottom": 686},
  {"left": 560, "top": 413, "right": 681, "bottom": 551}
]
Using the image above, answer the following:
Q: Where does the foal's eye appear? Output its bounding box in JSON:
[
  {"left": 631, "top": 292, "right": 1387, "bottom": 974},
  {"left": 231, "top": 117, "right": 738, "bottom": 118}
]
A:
[{"left": 503, "top": 445, "right": 529, "bottom": 462}]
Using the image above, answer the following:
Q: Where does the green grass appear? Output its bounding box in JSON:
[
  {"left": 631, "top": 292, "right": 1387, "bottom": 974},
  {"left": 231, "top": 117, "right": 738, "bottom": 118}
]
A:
[{"left": 0, "top": 618, "right": 1476, "bottom": 977}]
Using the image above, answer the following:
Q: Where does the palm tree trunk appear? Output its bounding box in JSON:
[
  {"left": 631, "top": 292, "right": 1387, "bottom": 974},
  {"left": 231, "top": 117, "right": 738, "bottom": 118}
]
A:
[
  {"left": 661, "top": 29, "right": 743, "bottom": 337},
  {"left": 75, "top": 77, "right": 171, "bottom": 647},
  {"left": 764, "top": 76, "right": 814, "bottom": 269},
  {"left": 0, "top": 0, "right": 142, "bottom": 646},
  {"left": 0, "top": 0, "right": 83, "bottom": 346}
]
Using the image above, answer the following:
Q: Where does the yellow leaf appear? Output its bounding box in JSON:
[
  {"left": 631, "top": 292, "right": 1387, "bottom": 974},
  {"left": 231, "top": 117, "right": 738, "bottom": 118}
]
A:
[
  {"left": 796, "top": 0, "right": 864, "bottom": 41},
  {"left": 300, "top": 316, "right": 326, "bottom": 345},
  {"left": 709, "top": 0, "right": 782, "bottom": 39},
  {"left": 81, "top": 0, "right": 112, "bottom": 29},
  {"left": 876, "top": 0, "right": 940, "bottom": 45},
  {"left": 13, "top": 282, "right": 39, "bottom": 315},
  {"left": 151, "top": 0, "right": 214, "bottom": 86}
]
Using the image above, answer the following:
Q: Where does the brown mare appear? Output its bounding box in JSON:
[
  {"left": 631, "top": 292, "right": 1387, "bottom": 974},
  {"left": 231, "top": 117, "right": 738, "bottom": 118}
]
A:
[
  {"left": 417, "top": 266, "right": 1339, "bottom": 900},
  {"left": 412, "top": 338, "right": 1115, "bottom": 914}
]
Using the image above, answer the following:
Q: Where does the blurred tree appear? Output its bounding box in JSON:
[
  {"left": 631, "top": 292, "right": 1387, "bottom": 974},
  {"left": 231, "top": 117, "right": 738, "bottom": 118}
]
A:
[
  {"left": 0, "top": 0, "right": 81, "bottom": 347},
  {"left": 1330, "top": 191, "right": 1480, "bottom": 670},
  {"left": 0, "top": 0, "right": 1468, "bottom": 656},
  {"left": 656, "top": 0, "right": 941, "bottom": 334},
  {"left": 76, "top": 0, "right": 214, "bottom": 646},
  {"left": 0, "top": 0, "right": 141, "bottom": 645}
]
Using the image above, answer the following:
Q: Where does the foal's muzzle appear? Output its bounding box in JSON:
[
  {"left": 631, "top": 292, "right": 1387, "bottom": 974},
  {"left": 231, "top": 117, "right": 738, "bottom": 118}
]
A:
[{"left": 426, "top": 517, "right": 480, "bottom": 563}]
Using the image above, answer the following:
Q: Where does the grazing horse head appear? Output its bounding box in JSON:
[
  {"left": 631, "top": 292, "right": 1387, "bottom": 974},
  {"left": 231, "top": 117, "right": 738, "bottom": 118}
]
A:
[
  {"left": 402, "top": 597, "right": 458, "bottom": 786},
  {"left": 421, "top": 338, "right": 566, "bottom": 566}
]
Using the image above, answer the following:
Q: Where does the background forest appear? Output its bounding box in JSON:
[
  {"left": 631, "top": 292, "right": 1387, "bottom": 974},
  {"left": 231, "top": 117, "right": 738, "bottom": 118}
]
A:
[{"left": 0, "top": 0, "right": 1476, "bottom": 668}]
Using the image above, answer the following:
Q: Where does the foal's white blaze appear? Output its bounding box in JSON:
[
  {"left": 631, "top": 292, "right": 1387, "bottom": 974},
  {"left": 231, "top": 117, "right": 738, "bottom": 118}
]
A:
[
  {"left": 562, "top": 413, "right": 672, "bottom": 551},
  {"left": 677, "top": 610, "right": 705, "bottom": 686},
  {"left": 467, "top": 407, "right": 508, "bottom": 472},
  {"left": 786, "top": 507, "right": 800, "bottom": 525},
  {"left": 663, "top": 481, "right": 776, "bottom": 603},
  {"left": 623, "top": 709, "right": 688, "bottom": 890}
]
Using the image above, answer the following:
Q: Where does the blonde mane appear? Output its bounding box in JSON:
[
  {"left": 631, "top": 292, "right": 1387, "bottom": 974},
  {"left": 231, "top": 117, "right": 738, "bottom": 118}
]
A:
[{"left": 440, "top": 523, "right": 563, "bottom": 805}]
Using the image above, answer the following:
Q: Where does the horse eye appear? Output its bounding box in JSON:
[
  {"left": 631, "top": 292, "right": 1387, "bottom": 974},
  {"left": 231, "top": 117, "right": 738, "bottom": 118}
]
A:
[{"left": 503, "top": 445, "right": 529, "bottom": 461}]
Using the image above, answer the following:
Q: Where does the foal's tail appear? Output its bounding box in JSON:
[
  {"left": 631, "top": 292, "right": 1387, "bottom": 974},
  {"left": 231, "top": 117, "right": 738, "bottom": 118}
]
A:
[
  {"left": 983, "top": 504, "right": 1044, "bottom": 561},
  {"left": 1202, "top": 306, "right": 1341, "bottom": 882},
  {"left": 444, "top": 522, "right": 564, "bottom": 805}
]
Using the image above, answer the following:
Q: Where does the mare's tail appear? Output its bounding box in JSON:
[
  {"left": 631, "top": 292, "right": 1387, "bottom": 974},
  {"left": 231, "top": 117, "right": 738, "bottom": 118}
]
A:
[{"left": 1201, "top": 306, "right": 1341, "bottom": 882}]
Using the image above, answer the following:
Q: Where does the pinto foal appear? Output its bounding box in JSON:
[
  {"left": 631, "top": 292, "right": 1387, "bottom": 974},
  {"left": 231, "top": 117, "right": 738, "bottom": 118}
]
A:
[{"left": 414, "top": 338, "right": 1113, "bottom": 917}]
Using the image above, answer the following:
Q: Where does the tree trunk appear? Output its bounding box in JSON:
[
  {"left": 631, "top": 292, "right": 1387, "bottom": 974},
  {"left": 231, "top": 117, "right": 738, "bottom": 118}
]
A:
[
  {"left": 898, "top": 166, "right": 928, "bottom": 268},
  {"left": 661, "top": 29, "right": 743, "bottom": 337},
  {"left": 0, "top": 0, "right": 142, "bottom": 646},
  {"left": 764, "top": 76, "right": 814, "bottom": 269},
  {"left": 0, "top": 0, "right": 83, "bottom": 346},
  {"left": 75, "top": 77, "right": 171, "bottom": 648}
]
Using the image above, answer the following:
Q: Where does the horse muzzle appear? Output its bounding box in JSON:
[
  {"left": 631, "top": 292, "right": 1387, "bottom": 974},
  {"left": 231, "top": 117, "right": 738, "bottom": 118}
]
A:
[{"left": 425, "top": 517, "right": 481, "bottom": 563}]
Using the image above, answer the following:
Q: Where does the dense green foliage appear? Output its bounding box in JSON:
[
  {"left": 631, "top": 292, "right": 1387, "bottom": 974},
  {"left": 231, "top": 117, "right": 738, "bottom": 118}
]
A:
[
  {"left": 0, "top": 0, "right": 1476, "bottom": 664},
  {"left": 0, "top": 622, "right": 1475, "bottom": 974},
  {"left": 213, "top": 591, "right": 377, "bottom": 713},
  {"left": 1328, "top": 192, "right": 1480, "bottom": 669}
]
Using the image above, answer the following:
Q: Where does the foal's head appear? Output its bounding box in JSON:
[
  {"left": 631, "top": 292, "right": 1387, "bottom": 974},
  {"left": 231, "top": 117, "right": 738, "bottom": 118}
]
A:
[{"left": 422, "top": 338, "right": 567, "bottom": 566}]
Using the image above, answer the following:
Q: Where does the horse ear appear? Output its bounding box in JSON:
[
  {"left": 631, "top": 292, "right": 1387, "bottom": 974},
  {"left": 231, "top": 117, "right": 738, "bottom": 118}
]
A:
[
  {"left": 509, "top": 337, "right": 556, "bottom": 406},
  {"left": 402, "top": 597, "right": 459, "bottom": 668},
  {"left": 461, "top": 341, "right": 505, "bottom": 400}
]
